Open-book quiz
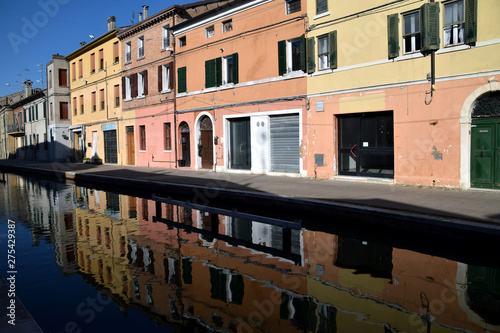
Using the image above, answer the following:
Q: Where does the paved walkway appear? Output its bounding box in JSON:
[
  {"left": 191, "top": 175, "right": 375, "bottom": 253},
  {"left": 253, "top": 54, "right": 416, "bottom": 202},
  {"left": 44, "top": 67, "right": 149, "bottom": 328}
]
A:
[{"left": 1, "top": 159, "right": 500, "bottom": 226}]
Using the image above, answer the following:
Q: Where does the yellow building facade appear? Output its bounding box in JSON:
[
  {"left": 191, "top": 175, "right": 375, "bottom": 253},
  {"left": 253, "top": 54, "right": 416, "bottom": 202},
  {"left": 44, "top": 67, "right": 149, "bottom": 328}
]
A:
[
  {"left": 67, "top": 17, "right": 124, "bottom": 164},
  {"left": 304, "top": 0, "right": 500, "bottom": 188}
]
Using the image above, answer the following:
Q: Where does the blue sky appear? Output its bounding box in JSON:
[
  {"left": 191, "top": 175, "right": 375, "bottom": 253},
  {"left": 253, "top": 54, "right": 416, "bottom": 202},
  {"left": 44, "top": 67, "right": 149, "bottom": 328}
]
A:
[{"left": 0, "top": 0, "right": 191, "bottom": 97}]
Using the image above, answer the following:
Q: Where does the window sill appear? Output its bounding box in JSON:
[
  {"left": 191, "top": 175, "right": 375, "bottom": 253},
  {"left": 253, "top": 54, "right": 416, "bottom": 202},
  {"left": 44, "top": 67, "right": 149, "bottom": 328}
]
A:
[
  {"left": 137, "top": 56, "right": 145, "bottom": 61},
  {"left": 139, "top": 150, "right": 147, "bottom": 153},
  {"left": 396, "top": 52, "right": 423, "bottom": 62},
  {"left": 313, "top": 11, "right": 330, "bottom": 20},
  {"left": 124, "top": 98, "right": 132, "bottom": 102},
  {"left": 437, "top": 43, "right": 469, "bottom": 54},
  {"left": 161, "top": 89, "right": 172, "bottom": 94},
  {"left": 137, "top": 95, "right": 145, "bottom": 99},
  {"left": 283, "top": 70, "right": 305, "bottom": 79},
  {"left": 311, "top": 69, "right": 333, "bottom": 77},
  {"left": 163, "top": 150, "right": 172, "bottom": 153}
]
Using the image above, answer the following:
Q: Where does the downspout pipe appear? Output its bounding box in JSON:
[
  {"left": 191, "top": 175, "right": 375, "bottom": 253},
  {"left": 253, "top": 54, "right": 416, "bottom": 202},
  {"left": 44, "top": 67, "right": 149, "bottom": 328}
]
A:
[{"left": 173, "top": 12, "right": 178, "bottom": 168}]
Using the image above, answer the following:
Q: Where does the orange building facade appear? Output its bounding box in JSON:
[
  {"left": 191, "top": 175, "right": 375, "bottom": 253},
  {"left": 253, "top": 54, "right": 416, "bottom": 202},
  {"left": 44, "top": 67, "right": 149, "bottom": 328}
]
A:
[{"left": 172, "top": 0, "right": 308, "bottom": 175}]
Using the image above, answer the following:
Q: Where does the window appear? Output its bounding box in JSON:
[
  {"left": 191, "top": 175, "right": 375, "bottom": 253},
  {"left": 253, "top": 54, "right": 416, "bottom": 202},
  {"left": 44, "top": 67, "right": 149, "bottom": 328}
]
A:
[
  {"left": 99, "top": 49, "right": 104, "bottom": 70},
  {"left": 279, "top": 38, "right": 303, "bottom": 75},
  {"left": 286, "top": 0, "right": 301, "bottom": 15},
  {"left": 114, "top": 85, "right": 120, "bottom": 107},
  {"left": 206, "top": 26, "right": 215, "bottom": 38},
  {"left": 205, "top": 54, "right": 238, "bottom": 88},
  {"left": 444, "top": 0, "right": 464, "bottom": 46},
  {"left": 403, "top": 11, "right": 420, "bottom": 54},
  {"left": 73, "top": 97, "right": 77, "bottom": 115},
  {"left": 79, "top": 95, "right": 84, "bottom": 114},
  {"left": 139, "top": 125, "right": 146, "bottom": 151},
  {"left": 60, "top": 102, "right": 68, "bottom": 120},
  {"left": 318, "top": 35, "right": 329, "bottom": 70},
  {"left": 90, "top": 53, "right": 95, "bottom": 73},
  {"left": 59, "top": 69, "right": 68, "bottom": 87},
  {"left": 222, "top": 19, "right": 233, "bottom": 33},
  {"left": 92, "top": 91, "right": 96, "bottom": 112},
  {"left": 125, "top": 42, "right": 131, "bottom": 62},
  {"left": 138, "top": 71, "right": 146, "bottom": 97},
  {"left": 178, "top": 36, "right": 186, "bottom": 47},
  {"left": 125, "top": 76, "right": 131, "bottom": 100},
  {"left": 100, "top": 89, "right": 105, "bottom": 110},
  {"left": 316, "top": 0, "right": 327, "bottom": 15},
  {"left": 159, "top": 63, "right": 172, "bottom": 92},
  {"left": 164, "top": 123, "right": 171, "bottom": 151},
  {"left": 138, "top": 36, "right": 144, "bottom": 58},
  {"left": 114, "top": 42, "right": 119, "bottom": 63},
  {"left": 138, "top": 72, "right": 144, "bottom": 97},
  {"left": 49, "top": 70, "right": 52, "bottom": 88},
  {"left": 223, "top": 54, "right": 238, "bottom": 84},
  {"left": 72, "top": 62, "right": 76, "bottom": 81},
  {"left": 50, "top": 102, "right": 53, "bottom": 120},
  {"left": 162, "top": 25, "right": 170, "bottom": 49},
  {"left": 78, "top": 59, "right": 83, "bottom": 78}
]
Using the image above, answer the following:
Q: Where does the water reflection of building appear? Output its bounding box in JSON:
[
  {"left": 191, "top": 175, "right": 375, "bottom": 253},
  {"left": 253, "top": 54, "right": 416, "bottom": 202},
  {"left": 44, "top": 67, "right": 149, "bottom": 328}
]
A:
[
  {"left": 69, "top": 189, "right": 500, "bottom": 333},
  {"left": 74, "top": 187, "right": 139, "bottom": 303},
  {"left": 0, "top": 174, "right": 79, "bottom": 274}
]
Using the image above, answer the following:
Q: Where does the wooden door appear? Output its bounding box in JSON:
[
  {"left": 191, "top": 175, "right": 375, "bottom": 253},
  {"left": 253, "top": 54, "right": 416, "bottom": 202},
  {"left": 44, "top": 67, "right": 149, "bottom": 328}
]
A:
[{"left": 126, "top": 127, "right": 135, "bottom": 165}]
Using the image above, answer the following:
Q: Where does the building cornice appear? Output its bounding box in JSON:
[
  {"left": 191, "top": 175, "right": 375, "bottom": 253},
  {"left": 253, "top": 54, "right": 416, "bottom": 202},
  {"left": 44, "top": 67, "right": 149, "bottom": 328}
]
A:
[
  {"left": 66, "top": 28, "right": 124, "bottom": 60},
  {"left": 117, "top": 6, "right": 184, "bottom": 40}
]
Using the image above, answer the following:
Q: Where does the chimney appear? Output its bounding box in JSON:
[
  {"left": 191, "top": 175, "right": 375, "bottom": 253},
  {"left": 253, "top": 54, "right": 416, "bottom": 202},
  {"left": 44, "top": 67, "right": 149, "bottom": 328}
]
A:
[
  {"left": 24, "top": 80, "right": 33, "bottom": 97},
  {"left": 139, "top": 12, "right": 143, "bottom": 21},
  {"left": 107, "top": 16, "right": 116, "bottom": 31},
  {"left": 5, "top": 97, "right": 8, "bottom": 106},
  {"left": 142, "top": 5, "right": 149, "bottom": 19}
]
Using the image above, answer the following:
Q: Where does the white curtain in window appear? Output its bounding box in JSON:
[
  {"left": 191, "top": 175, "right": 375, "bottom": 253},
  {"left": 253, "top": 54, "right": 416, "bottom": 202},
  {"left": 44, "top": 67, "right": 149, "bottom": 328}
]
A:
[
  {"left": 318, "top": 37, "right": 329, "bottom": 69},
  {"left": 444, "top": 0, "right": 464, "bottom": 45},
  {"left": 162, "top": 65, "right": 169, "bottom": 91}
]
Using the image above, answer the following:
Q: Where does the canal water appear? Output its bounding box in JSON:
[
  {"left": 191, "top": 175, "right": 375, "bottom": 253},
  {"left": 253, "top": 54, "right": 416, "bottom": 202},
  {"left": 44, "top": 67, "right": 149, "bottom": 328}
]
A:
[{"left": 0, "top": 173, "right": 499, "bottom": 333}]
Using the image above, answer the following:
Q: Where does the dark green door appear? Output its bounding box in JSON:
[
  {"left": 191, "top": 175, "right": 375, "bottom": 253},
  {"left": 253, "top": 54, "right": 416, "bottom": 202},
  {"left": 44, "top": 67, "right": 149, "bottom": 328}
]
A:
[{"left": 471, "top": 119, "right": 500, "bottom": 189}]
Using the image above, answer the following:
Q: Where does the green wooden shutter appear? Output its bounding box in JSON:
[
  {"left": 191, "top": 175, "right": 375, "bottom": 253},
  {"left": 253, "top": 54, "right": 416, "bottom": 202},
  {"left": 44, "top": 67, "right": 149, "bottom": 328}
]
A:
[
  {"left": 178, "top": 66, "right": 186, "bottom": 93},
  {"left": 300, "top": 35, "right": 306, "bottom": 72},
  {"left": 278, "top": 40, "right": 286, "bottom": 76},
  {"left": 232, "top": 53, "right": 239, "bottom": 84},
  {"left": 307, "top": 37, "right": 315, "bottom": 74},
  {"left": 329, "top": 30, "right": 337, "bottom": 70},
  {"left": 216, "top": 57, "right": 222, "bottom": 87},
  {"left": 465, "top": 0, "right": 477, "bottom": 45},
  {"left": 205, "top": 59, "right": 215, "bottom": 88},
  {"left": 387, "top": 13, "right": 400, "bottom": 59},
  {"left": 420, "top": 2, "right": 440, "bottom": 54}
]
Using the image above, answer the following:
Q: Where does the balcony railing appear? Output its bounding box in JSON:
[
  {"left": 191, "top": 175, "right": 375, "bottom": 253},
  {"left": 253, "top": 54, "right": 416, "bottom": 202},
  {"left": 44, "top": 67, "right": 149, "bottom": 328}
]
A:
[{"left": 7, "top": 123, "right": 24, "bottom": 134}]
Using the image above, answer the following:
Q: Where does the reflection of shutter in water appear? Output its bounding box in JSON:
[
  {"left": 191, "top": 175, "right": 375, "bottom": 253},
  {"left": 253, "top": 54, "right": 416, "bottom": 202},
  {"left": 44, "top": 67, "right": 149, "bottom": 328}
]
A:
[
  {"left": 466, "top": 266, "right": 500, "bottom": 325},
  {"left": 210, "top": 267, "right": 227, "bottom": 301},
  {"left": 335, "top": 237, "right": 393, "bottom": 279},
  {"left": 182, "top": 258, "right": 192, "bottom": 284},
  {"left": 231, "top": 217, "right": 252, "bottom": 242}
]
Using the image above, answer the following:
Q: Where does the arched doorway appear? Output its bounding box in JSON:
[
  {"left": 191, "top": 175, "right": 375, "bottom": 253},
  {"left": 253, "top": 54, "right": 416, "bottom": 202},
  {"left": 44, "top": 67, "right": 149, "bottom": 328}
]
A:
[
  {"left": 470, "top": 91, "right": 500, "bottom": 189},
  {"left": 198, "top": 116, "right": 214, "bottom": 169},
  {"left": 178, "top": 122, "right": 190, "bottom": 167}
]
